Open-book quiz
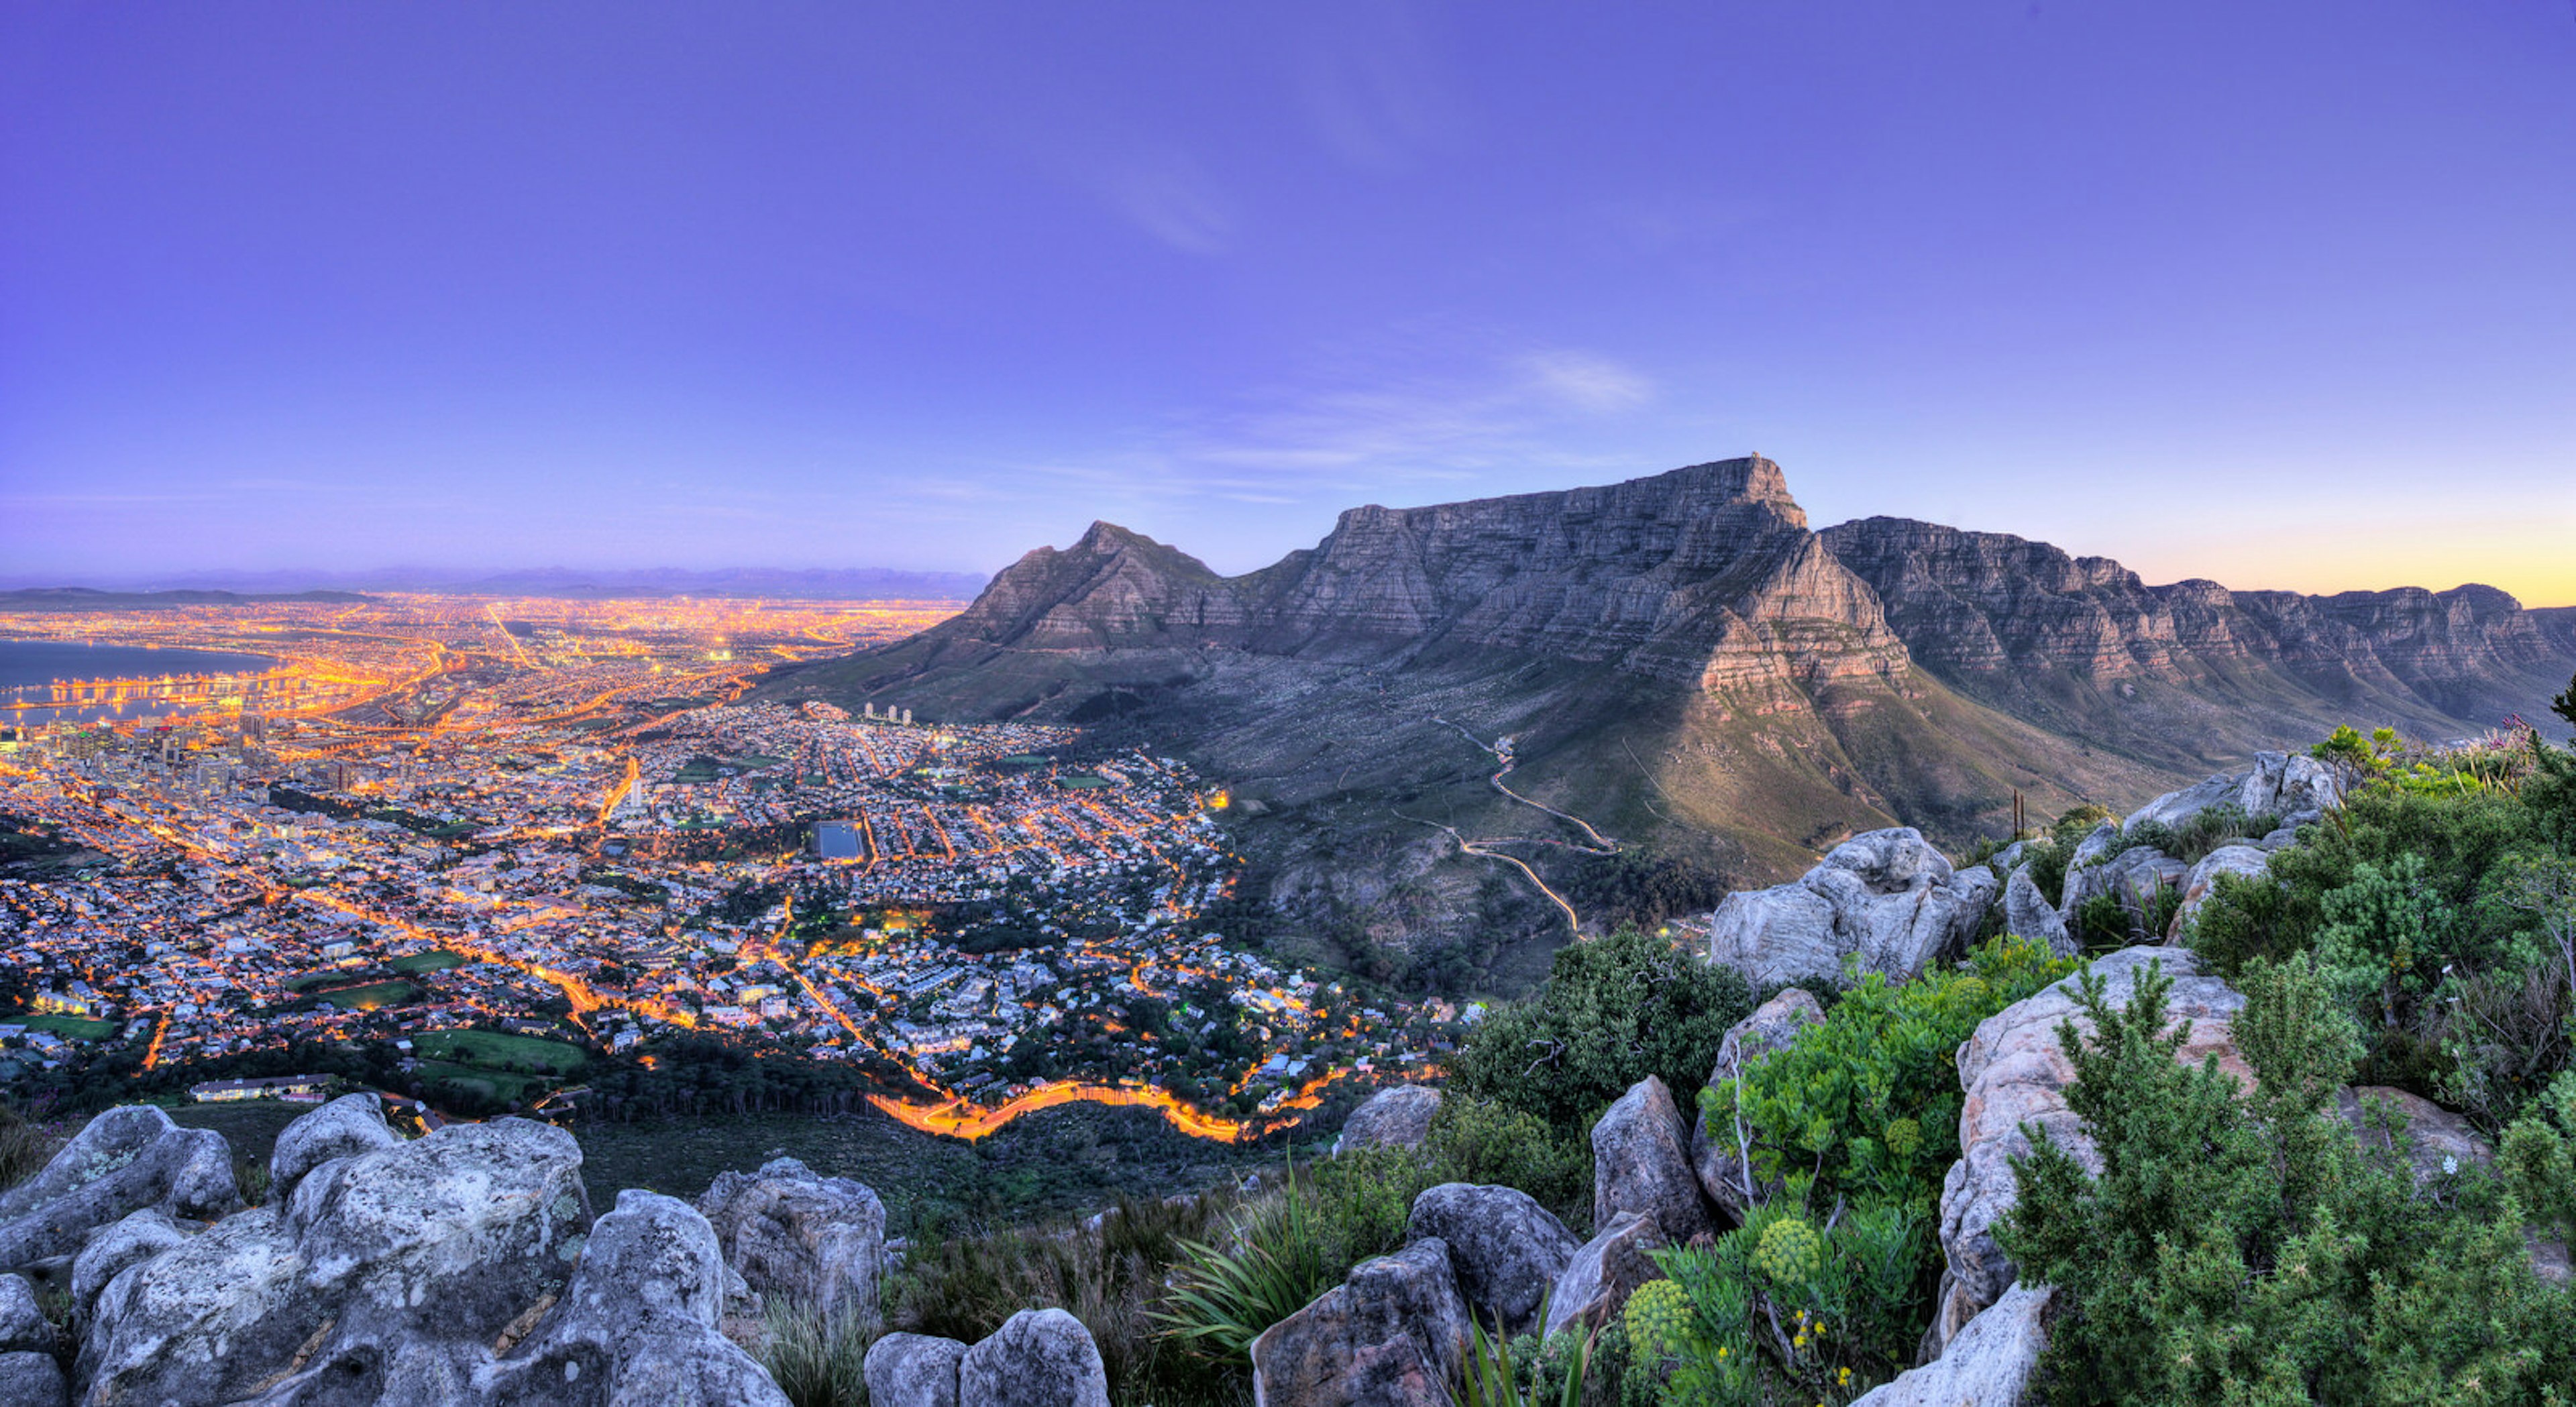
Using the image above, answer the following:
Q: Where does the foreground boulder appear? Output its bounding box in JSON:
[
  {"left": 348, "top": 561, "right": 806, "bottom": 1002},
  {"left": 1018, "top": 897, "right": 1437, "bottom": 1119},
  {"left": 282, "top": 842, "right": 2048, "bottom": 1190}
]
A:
[
  {"left": 1250, "top": 1238, "right": 1470, "bottom": 1407},
  {"left": 83, "top": 1117, "right": 596, "bottom": 1404},
  {"left": 0, "top": 1274, "right": 50, "bottom": 1357},
  {"left": 1594, "top": 1077, "right": 1712, "bottom": 1243},
  {"left": 1541, "top": 1210, "right": 1663, "bottom": 1338},
  {"left": 475, "top": 1190, "right": 792, "bottom": 1407},
  {"left": 0, "top": 1351, "right": 64, "bottom": 1407},
  {"left": 1709, "top": 828, "right": 1998, "bottom": 984},
  {"left": 268, "top": 1092, "right": 401, "bottom": 1200},
  {"left": 66, "top": 1210, "right": 191, "bottom": 1329},
  {"left": 695, "top": 1156, "right": 887, "bottom": 1314},
  {"left": 2169, "top": 844, "right": 2272, "bottom": 937},
  {"left": 1689, "top": 988, "right": 1824, "bottom": 1220},
  {"left": 1406, "top": 1184, "right": 1579, "bottom": 1337},
  {"left": 957, "top": 1308, "right": 1110, "bottom": 1407},
  {"left": 1852, "top": 1282, "right": 2051, "bottom": 1407},
  {"left": 1937, "top": 947, "right": 2251, "bottom": 1321},
  {"left": 865, "top": 1332, "right": 969, "bottom": 1407},
  {"left": 0, "top": 1106, "right": 237, "bottom": 1272},
  {"left": 1334, "top": 1086, "right": 1443, "bottom": 1157}
]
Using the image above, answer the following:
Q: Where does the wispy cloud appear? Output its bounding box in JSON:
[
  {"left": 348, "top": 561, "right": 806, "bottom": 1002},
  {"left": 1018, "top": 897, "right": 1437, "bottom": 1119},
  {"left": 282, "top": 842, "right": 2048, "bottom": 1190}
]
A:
[
  {"left": 1099, "top": 151, "right": 1233, "bottom": 255},
  {"left": 1295, "top": 7, "right": 1456, "bottom": 173}
]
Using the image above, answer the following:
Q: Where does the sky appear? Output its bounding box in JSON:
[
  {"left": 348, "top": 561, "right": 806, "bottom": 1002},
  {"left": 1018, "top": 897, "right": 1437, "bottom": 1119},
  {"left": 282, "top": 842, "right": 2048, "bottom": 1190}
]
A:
[{"left": 4, "top": 2, "right": 2573, "bottom": 603}]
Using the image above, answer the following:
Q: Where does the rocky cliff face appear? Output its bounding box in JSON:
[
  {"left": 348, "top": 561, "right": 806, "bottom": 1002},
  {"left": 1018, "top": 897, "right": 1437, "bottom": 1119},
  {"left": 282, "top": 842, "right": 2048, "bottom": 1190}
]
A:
[
  {"left": 1819, "top": 517, "right": 2576, "bottom": 761},
  {"left": 904, "top": 458, "right": 1909, "bottom": 695}
]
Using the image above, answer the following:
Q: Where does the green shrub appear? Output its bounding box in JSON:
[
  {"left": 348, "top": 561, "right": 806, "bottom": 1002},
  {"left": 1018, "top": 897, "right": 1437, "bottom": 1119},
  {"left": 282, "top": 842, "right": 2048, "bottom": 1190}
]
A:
[
  {"left": 1452, "top": 927, "right": 1753, "bottom": 1131},
  {"left": 1642, "top": 1199, "right": 1919, "bottom": 1401},
  {"left": 1996, "top": 952, "right": 2576, "bottom": 1404},
  {"left": 1158, "top": 1178, "right": 1340, "bottom": 1366},
  {"left": 1424, "top": 1096, "right": 1594, "bottom": 1232},
  {"left": 1455, "top": 1316, "right": 1595, "bottom": 1407},
  {"left": 756, "top": 1298, "right": 876, "bottom": 1407},
  {"left": 0, "top": 1105, "right": 50, "bottom": 1192}
]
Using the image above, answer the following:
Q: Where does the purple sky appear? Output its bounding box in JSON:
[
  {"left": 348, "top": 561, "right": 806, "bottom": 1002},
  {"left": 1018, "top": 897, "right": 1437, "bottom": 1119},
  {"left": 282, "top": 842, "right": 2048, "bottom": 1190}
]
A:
[{"left": 5, "top": 3, "right": 2573, "bottom": 603}]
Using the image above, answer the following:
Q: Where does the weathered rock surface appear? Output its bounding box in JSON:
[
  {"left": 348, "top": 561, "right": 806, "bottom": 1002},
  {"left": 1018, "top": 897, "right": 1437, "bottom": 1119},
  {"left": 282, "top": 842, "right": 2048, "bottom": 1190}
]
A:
[
  {"left": 2059, "top": 844, "right": 2183, "bottom": 928},
  {"left": 1939, "top": 946, "right": 2250, "bottom": 1316},
  {"left": 1334, "top": 1086, "right": 1444, "bottom": 1157},
  {"left": 1853, "top": 1282, "right": 2051, "bottom": 1407},
  {"left": 865, "top": 1332, "right": 969, "bottom": 1407},
  {"left": 2235, "top": 750, "right": 2341, "bottom": 826},
  {"left": 956, "top": 1307, "right": 1110, "bottom": 1407},
  {"left": 1709, "top": 828, "right": 1999, "bottom": 985},
  {"left": 1541, "top": 1211, "right": 1664, "bottom": 1339},
  {"left": 268, "top": 1092, "right": 401, "bottom": 1200},
  {"left": 83, "top": 1117, "right": 594, "bottom": 1406},
  {"left": 1689, "top": 988, "right": 1824, "bottom": 1219},
  {"left": 0, "top": 1106, "right": 237, "bottom": 1272},
  {"left": 476, "top": 1189, "right": 791, "bottom": 1407},
  {"left": 1250, "top": 1238, "right": 1470, "bottom": 1407},
  {"left": 1593, "top": 1076, "right": 1713, "bottom": 1243},
  {"left": 2171, "top": 844, "right": 2272, "bottom": 936},
  {"left": 695, "top": 1156, "right": 887, "bottom": 1314},
  {"left": 2000, "top": 868, "right": 2068, "bottom": 956},
  {"left": 66, "top": 1210, "right": 191, "bottom": 1328},
  {"left": 2122, "top": 771, "right": 2244, "bottom": 834},
  {"left": 2337, "top": 1086, "right": 2491, "bottom": 1188},
  {"left": 0, "top": 1275, "right": 48, "bottom": 1355},
  {"left": 0, "top": 1351, "right": 64, "bottom": 1407},
  {"left": 1406, "top": 1184, "right": 1580, "bottom": 1337}
]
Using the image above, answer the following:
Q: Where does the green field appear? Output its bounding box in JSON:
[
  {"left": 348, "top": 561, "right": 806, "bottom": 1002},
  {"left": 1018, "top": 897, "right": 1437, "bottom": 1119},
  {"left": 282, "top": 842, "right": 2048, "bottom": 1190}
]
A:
[
  {"left": 996, "top": 754, "right": 1053, "bottom": 769},
  {"left": 413, "top": 1028, "right": 588, "bottom": 1074},
  {"left": 728, "top": 754, "right": 786, "bottom": 770},
  {"left": 5, "top": 1013, "right": 119, "bottom": 1040},
  {"left": 416, "top": 1060, "right": 540, "bottom": 1106},
  {"left": 390, "top": 950, "right": 465, "bottom": 974},
  {"left": 1057, "top": 774, "right": 1110, "bottom": 789},
  {"left": 168, "top": 1100, "right": 308, "bottom": 1162},
  {"left": 311, "top": 980, "right": 419, "bottom": 1011}
]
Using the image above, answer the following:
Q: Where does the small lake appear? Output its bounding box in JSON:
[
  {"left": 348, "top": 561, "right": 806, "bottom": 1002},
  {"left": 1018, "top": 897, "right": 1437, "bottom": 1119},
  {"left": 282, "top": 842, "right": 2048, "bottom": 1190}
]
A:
[{"left": 0, "top": 638, "right": 282, "bottom": 727}]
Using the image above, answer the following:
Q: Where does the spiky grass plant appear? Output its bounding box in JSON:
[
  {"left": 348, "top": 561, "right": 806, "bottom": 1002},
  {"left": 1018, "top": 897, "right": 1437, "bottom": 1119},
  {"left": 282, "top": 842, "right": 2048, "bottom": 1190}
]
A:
[{"left": 756, "top": 1298, "right": 876, "bottom": 1407}]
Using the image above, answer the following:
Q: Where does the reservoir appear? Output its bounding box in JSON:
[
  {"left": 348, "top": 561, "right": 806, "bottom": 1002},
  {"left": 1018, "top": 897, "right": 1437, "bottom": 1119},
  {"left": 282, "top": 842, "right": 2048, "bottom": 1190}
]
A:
[{"left": 0, "top": 638, "right": 283, "bottom": 727}]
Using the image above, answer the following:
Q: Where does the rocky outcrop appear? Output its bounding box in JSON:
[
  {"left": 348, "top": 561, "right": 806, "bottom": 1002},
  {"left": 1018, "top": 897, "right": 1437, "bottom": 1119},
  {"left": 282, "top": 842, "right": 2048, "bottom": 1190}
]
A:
[
  {"left": 957, "top": 1308, "right": 1111, "bottom": 1407},
  {"left": 2171, "top": 845, "right": 2272, "bottom": 935},
  {"left": 1334, "top": 1086, "right": 1444, "bottom": 1158},
  {"left": 1689, "top": 988, "right": 1824, "bottom": 1219},
  {"left": 0, "top": 1351, "right": 64, "bottom": 1407},
  {"left": 82, "top": 1117, "right": 596, "bottom": 1405},
  {"left": 1250, "top": 1239, "right": 1470, "bottom": 1407},
  {"left": 1405, "top": 1184, "right": 1580, "bottom": 1337},
  {"left": 1853, "top": 1282, "right": 2051, "bottom": 1407},
  {"left": 865, "top": 1332, "right": 969, "bottom": 1407},
  {"left": 1708, "top": 828, "right": 1998, "bottom": 985},
  {"left": 1540, "top": 1211, "right": 1664, "bottom": 1339},
  {"left": 0, "top": 1105, "right": 237, "bottom": 1272},
  {"left": 1592, "top": 1077, "right": 1713, "bottom": 1243},
  {"left": 66, "top": 1210, "right": 190, "bottom": 1328},
  {"left": 474, "top": 1190, "right": 792, "bottom": 1407},
  {"left": 2001, "top": 868, "right": 2071, "bottom": 955},
  {"left": 695, "top": 1156, "right": 887, "bottom": 1314},
  {"left": 1939, "top": 947, "right": 2251, "bottom": 1319},
  {"left": 0, "top": 1275, "right": 48, "bottom": 1357},
  {"left": 268, "top": 1092, "right": 401, "bottom": 1200}
]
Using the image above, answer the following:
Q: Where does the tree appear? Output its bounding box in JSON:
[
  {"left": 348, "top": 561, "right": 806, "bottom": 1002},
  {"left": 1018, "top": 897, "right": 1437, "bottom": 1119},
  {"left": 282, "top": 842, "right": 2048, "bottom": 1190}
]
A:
[{"left": 2555, "top": 670, "right": 2576, "bottom": 741}]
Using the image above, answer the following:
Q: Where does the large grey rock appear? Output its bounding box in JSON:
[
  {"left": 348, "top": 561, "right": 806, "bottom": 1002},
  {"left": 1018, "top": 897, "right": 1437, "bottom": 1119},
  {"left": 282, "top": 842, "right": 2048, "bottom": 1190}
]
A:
[
  {"left": 1689, "top": 988, "right": 1825, "bottom": 1219},
  {"left": 1334, "top": 1086, "right": 1444, "bottom": 1157},
  {"left": 0, "top": 1275, "right": 46, "bottom": 1355},
  {"left": 2059, "top": 844, "right": 2184, "bottom": 936},
  {"left": 695, "top": 1156, "right": 886, "bottom": 1314},
  {"left": 1593, "top": 1076, "right": 1711, "bottom": 1243},
  {"left": 0, "top": 1105, "right": 237, "bottom": 1271},
  {"left": 66, "top": 1209, "right": 192, "bottom": 1327},
  {"left": 1853, "top": 1282, "right": 2051, "bottom": 1407},
  {"left": 865, "top": 1332, "right": 969, "bottom": 1407},
  {"left": 1250, "top": 1238, "right": 1470, "bottom": 1407},
  {"left": 83, "top": 1118, "right": 594, "bottom": 1406},
  {"left": 1710, "top": 828, "right": 1998, "bottom": 987},
  {"left": 1938, "top": 948, "right": 2250, "bottom": 1318},
  {"left": 2068, "top": 822, "right": 2123, "bottom": 873},
  {"left": 1540, "top": 1211, "right": 1663, "bottom": 1338},
  {"left": 476, "top": 1190, "right": 791, "bottom": 1407},
  {"left": 0, "top": 1351, "right": 64, "bottom": 1407},
  {"left": 269, "top": 1092, "right": 400, "bottom": 1200},
  {"left": 2237, "top": 750, "right": 2341, "bottom": 826},
  {"left": 2122, "top": 771, "right": 2242, "bottom": 834},
  {"left": 2170, "top": 845, "right": 2272, "bottom": 936},
  {"left": 957, "top": 1307, "right": 1110, "bottom": 1407},
  {"left": 2002, "top": 868, "right": 2071, "bottom": 956},
  {"left": 1406, "top": 1183, "right": 1580, "bottom": 1337}
]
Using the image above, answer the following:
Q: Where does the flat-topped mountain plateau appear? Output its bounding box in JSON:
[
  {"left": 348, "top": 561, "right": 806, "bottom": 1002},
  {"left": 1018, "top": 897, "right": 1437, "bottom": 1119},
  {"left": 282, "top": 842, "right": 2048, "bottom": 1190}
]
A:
[{"left": 759, "top": 457, "right": 2576, "bottom": 991}]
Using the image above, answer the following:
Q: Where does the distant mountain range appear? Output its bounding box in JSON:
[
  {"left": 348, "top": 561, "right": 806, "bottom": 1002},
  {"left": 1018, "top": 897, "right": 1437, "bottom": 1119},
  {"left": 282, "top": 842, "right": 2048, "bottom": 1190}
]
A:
[
  {"left": 756, "top": 457, "right": 2576, "bottom": 994},
  {"left": 0, "top": 586, "right": 374, "bottom": 611},
  {"left": 0, "top": 567, "right": 987, "bottom": 602}
]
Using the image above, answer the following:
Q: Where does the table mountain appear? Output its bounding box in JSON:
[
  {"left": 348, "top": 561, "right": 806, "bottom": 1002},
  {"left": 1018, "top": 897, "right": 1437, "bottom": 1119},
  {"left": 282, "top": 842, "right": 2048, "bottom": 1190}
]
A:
[{"left": 759, "top": 458, "right": 2575, "bottom": 993}]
